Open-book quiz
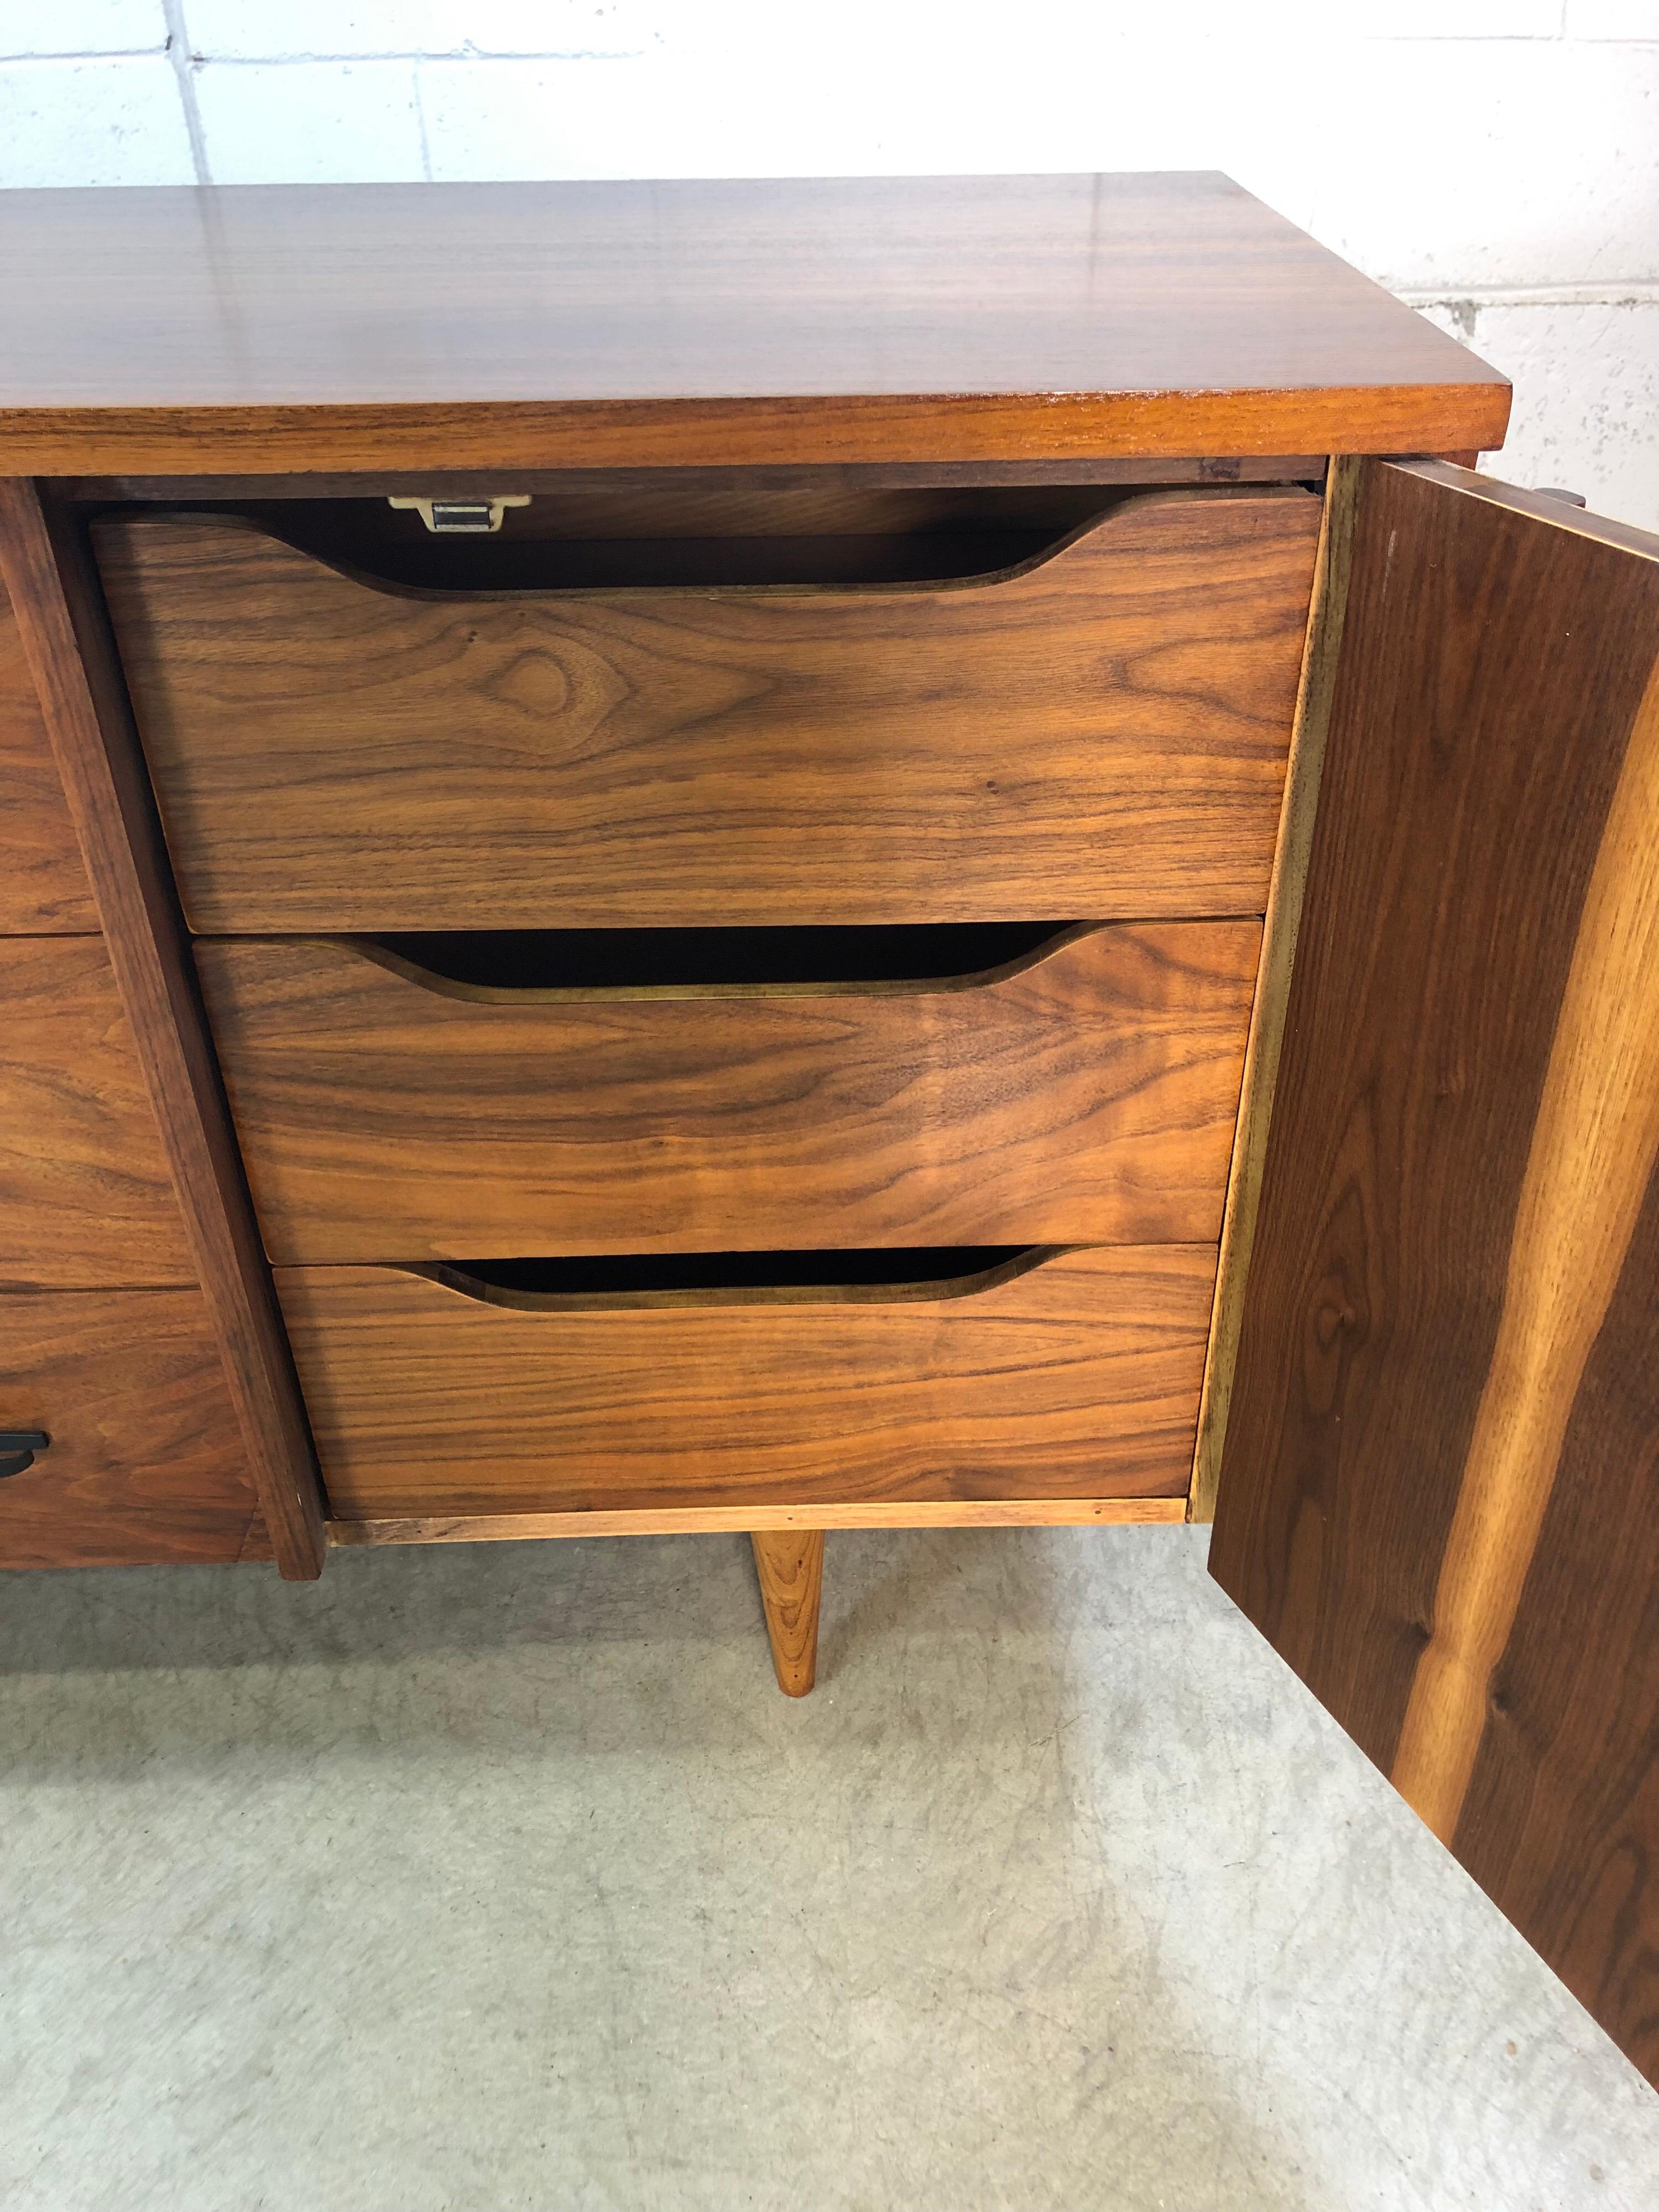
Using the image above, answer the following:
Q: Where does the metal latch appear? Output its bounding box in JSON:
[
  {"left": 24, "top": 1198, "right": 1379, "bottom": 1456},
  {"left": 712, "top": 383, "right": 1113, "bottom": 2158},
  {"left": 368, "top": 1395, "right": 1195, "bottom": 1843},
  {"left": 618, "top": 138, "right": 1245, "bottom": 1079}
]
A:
[{"left": 387, "top": 494, "right": 530, "bottom": 534}]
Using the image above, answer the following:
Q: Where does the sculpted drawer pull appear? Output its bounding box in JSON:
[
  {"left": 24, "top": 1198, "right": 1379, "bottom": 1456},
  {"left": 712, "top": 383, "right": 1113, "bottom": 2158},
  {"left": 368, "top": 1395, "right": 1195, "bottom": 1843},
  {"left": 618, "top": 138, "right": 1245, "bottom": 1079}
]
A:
[
  {"left": 419, "top": 1246, "right": 1047, "bottom": 1312},
  {"left": 0, "top": 1431, "right": 50, "bottom": 1478},
  {"left": 358, "top": 920, "right": 1077, "bottom": 997}
]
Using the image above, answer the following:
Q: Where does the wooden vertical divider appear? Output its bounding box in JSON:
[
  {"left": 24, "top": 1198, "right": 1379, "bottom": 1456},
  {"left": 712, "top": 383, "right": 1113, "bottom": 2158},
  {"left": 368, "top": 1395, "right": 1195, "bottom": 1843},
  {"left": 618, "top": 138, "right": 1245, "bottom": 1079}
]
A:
[
  {"left": 0, "top": 478, "right": 327, "bottom": 1578},
  {"left": 1188, "top": 456, "right": 1360, "bottom": 1522}
]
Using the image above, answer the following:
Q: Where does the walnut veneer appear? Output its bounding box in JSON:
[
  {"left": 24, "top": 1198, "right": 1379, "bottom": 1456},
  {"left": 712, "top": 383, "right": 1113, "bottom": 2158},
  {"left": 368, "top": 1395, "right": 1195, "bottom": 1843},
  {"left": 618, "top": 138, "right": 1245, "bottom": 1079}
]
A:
[{"left": 18, "top": 167, "right": 1659, "bottom": 2104}]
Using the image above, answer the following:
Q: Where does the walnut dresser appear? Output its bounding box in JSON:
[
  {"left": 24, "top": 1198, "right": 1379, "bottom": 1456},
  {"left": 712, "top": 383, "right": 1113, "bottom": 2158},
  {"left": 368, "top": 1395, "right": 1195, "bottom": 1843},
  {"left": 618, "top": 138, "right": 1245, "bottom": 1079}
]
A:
[{"left": 3, "top": 174, "right": 1657, "bottom": 2082}]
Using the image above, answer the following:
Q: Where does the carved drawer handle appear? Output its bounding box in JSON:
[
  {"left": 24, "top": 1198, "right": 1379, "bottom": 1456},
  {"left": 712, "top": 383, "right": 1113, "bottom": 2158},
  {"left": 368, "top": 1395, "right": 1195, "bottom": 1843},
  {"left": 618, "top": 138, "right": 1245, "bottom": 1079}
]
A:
[{"left": 0, "top": 1431, "right": 49, "bottom": 1479}]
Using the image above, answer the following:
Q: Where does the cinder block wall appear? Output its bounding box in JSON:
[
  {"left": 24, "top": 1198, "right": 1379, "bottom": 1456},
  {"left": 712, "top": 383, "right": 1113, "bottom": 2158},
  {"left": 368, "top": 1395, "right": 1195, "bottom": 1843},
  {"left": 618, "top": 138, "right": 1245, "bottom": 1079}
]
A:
[{"left": 4, "top": 2, "right": 1655, "bottom": 526}]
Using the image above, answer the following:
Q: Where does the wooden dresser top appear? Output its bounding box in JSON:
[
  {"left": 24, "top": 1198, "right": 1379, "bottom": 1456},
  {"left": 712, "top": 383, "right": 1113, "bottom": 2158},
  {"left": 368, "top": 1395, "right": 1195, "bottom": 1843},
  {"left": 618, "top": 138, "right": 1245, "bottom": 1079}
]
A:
[{"left": 0, "top": 172, "right": 1509, "bottom": 474}]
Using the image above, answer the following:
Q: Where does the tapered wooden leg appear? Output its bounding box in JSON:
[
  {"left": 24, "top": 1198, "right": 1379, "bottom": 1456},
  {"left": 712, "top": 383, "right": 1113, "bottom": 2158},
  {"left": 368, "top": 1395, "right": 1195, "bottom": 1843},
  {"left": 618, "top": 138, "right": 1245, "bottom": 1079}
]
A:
[{"left": 750, "top": 1528, "right": 825, "bottom": 1697}]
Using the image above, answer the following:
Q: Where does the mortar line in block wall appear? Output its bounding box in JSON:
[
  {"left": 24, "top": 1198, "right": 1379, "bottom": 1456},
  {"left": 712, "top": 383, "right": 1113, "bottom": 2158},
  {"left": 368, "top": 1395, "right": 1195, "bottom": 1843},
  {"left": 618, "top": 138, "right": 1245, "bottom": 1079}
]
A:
[
  {"left": 1402, "top": 285, "right": 1659, "bottom": 309},
  {"left": 168, "top": 49, "right": 651, "bottom": 67},
  {"left": 0, "top": 48, "right": 170, "bottom": 62}
]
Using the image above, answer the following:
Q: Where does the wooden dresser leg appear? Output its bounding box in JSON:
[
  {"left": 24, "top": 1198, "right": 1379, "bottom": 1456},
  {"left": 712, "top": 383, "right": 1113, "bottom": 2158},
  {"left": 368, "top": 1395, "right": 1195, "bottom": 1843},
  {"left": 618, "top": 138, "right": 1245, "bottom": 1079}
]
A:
[{"left": 750, "top": 1528, "right": 825, "bottom": 1697}]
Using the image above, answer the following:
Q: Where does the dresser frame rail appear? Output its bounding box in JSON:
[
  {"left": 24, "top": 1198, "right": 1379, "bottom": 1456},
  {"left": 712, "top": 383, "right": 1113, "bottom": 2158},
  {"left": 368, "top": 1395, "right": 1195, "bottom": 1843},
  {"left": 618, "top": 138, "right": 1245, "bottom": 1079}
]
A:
[{"left": 0, "top": 478, "right": 327, "bottom": 1579}]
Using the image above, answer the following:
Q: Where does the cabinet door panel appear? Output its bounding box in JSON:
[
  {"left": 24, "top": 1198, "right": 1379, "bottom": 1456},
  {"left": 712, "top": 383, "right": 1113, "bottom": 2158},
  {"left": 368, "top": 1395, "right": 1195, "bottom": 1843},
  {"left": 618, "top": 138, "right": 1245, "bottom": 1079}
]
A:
[{"left": 1209, "top": 460, "right": 1659, "bottom": 2083}]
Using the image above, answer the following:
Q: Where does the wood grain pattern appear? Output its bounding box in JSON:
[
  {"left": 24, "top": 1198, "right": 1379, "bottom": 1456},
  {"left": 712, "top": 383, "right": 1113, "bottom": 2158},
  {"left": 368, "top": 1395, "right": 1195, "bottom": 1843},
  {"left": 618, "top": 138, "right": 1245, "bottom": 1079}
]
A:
[
  {"left": 97, "top": 489, "right": 1319, "bottom": 931},
  {"left": 1391, "top": 650, "right": 1659, "bottom": 1839},
  {"left": 326, "top": 1497, "right": 1190, "bottom": 1545},
  {"left": 0, "top": 573, "right": 96, "bottom": 931},
  {"left": 0, "top": 935, "right": 194, "bottom": 1287},
  {"left": 0, "top": 175, "right": 1507, "bottom": 473},
  {"left": 279, "top": 1245, "right": 1217, "bottom": 1521},
  {"left": 1454, "top": 1165, "right": 1659, "bottom": 2083},
  {"left": 752, "top": 1528, "right": 825, "bottom": 1696},
  {"left": 0, "top": 1286, "right": 259, "bottom": 1568},
  {"left": 1188, "top": 457, "right": 1360, "bottom": 1522},
  {"left": 239, "top": 1510, "right": 274, "bottom": 1562},
  {"left": 0, "top": 479, "right": 327, "bottom": 1579},
  {"left": 1208, "top": 459, "right": 1659, "bottom": 2085},
  {"left": 197, "top": 922, "right": 1258, "bottom": 1264}
]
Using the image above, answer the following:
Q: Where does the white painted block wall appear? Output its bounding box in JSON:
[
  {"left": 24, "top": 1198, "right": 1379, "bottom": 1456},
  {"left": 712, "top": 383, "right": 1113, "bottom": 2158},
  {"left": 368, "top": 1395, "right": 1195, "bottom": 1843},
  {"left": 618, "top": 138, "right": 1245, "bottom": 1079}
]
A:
[{"left": 2, "top": 1, "right": 1655, "bottom": 525}]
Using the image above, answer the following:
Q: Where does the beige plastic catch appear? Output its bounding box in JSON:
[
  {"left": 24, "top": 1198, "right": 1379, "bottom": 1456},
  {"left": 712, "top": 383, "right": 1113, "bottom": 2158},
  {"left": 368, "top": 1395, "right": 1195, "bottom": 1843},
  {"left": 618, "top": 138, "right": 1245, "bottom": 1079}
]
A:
[{"left": 387, "top": 494, "right": 530, "bottom": 534}]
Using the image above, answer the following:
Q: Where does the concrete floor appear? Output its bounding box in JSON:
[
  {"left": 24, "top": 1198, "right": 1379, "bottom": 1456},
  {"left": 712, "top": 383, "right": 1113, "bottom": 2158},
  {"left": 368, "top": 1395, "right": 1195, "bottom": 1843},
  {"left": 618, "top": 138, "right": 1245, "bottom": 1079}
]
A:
[{"left": 3, "top": 1526, "right": 1657, "bottom": 2211}]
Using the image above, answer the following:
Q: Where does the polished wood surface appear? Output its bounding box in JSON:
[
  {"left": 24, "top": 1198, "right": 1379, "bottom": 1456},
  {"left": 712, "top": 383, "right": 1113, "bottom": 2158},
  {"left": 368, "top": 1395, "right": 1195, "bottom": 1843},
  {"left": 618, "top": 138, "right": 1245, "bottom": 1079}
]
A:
[
  {"left": 752, "top": 1528, "right": 825, "bottom": 1697},
  {"left": 1190, "top": 458, "right": 1360, "bottom": 1521},
  {"left": 0, "top": 936, "right": 194, "bottom": 1288},
  {"left": 280, "top": 1245, "right": 1216, "bottom": 1520},
  {"left": 0, "top": 576, "right": 97, "bottom": 932},
  {"left": 199, "top": 922, "right": 1258, "bottom": 1264},
  {"left": 98, "top": 490, "right": 1319, "bottom": 931},
  {"left": 1392, "top": 646, "right": 1659, "bottom": 1840},
  {"left": 0, "top": 176, "right": 1508, "bottom": 472},
  {"left": 327, "top": 1496, "right": 1190, "bottom": 1545},
  {"left": 1208, "top": 460, "right": 1659, "bottom": 2084},
  {"left": 1451, "top": 1166, "right": 1659, "bottom": 2080},
  {"left": 0, "top": 481, "right": 327, "bottom": 1578},
  {"left": 0, "top": 1286, "right": 259, "bottom": 1568}
]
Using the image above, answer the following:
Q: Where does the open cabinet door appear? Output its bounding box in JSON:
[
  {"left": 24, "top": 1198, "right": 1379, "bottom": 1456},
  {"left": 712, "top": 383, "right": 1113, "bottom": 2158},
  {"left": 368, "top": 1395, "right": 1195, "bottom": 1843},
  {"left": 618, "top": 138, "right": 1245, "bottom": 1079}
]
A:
[{"left": 1208, "top": 458, "right": 1659, "bottom": 2083}]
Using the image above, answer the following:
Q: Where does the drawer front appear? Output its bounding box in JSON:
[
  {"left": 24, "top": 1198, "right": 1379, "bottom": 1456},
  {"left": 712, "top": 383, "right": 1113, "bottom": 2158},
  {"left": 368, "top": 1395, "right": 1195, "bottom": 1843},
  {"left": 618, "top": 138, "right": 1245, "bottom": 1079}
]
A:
[
  {"left": 279, "top": 1245, "right": 1215, "bottom": 1519},
  {"left": 0, "top": 574, "right": 97, "bottom": 933},
  {"left": 0, "top": 937, "right": 194, "bottom": 1287},
  {"left": 0, "top": 1287, "right": 260, "bottom": 1567},
  {"left": 200, "top": 921, "right": 1260, "bottom": 1264},
  {"left": 97, "top": 489, "right": 1319, "bottom": 931}
]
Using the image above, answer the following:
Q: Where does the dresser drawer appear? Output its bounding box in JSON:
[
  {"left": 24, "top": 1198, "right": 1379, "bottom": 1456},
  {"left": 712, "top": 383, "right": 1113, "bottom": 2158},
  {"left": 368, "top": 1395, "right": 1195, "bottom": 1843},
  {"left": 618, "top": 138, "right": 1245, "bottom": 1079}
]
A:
[
  {"left": 0, "top": 937, "right": 194, "bottom": 1288},
  {"left": 200, "top": 920, "right": 1259, "bottom": 1264},
  {"left": 0, "top": 1287, "right": 260, "bottom": 1567},
  {"left": 0, "top": 573, "right": 97, "bottom": 933},
  {"left": 278, "top": 1245, "right": 1214, "bottom": 1520},
  {"left": 96, "top": 488, "right": 1319, "bottom": 932}
]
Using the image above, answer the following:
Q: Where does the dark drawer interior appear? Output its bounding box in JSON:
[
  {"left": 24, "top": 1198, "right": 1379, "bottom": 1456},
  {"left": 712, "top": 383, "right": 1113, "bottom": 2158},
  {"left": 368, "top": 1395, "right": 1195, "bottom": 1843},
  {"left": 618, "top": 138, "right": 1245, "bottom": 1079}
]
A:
[{"left": 98, "top": 482, "right": 1131, "bottom": 590}]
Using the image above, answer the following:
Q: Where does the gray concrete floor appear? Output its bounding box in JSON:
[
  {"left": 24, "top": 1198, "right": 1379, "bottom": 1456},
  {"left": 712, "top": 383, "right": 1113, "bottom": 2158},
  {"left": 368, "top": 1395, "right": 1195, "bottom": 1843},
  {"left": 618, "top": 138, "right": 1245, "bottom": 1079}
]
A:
[{"left": 3, "top": 1525, "right": 1657, "bottom": 2211}]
